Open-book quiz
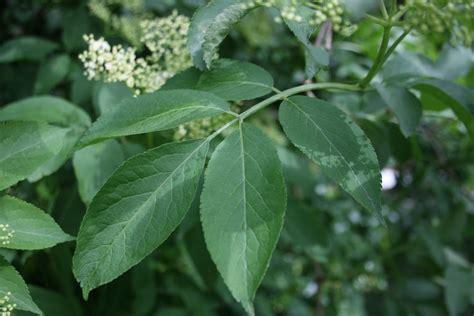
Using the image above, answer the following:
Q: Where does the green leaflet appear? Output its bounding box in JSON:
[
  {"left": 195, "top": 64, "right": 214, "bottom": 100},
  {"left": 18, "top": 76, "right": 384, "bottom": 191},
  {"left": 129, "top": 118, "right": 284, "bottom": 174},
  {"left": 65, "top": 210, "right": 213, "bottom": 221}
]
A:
[
  {"left": 163, "top": 59, "right": 274, "bottom": 101},
  {"left": 79, "top": 89, "right": 231, "bottom": 146},
  {"left": 279, "top": 96, "right": 381, "bottom": 216},
  {"left": 0, "top": 195, "right": 73, "bottom": 250},
  {"left": 73, "top": 140, "right": 126, "bottom": 205},
  {"left": 0, "top": 96, "right": 91, "bottom": 128},
  {"left": 188, "top": 0, "right": 250, "bottom": 69},
  {"left": 281, "top": 3, "right": 329, "bottom": 77},
  {"left": 73, "top": 140, "right": 209, "bottom": 297},
  {"left": 0, "top": 122, "right": 71, "bottom": 190},
  {"left": 201, "top": 123, "right": 286, "bottom": 314},
  {"left": 0, "top": 37, "right": 57, "bottom": 63},
  {"left": 34, "top": 54, "right": 71, "bottom": 94},
  {"left": 195, "top": 59, "right": 273, "bottom": 100},
  {"left": 374, "top": 83, "right": 422, "bottom": 137},
  {"left": 411, "top": 78, "right": 474, "bottom": 137},
  {"left": 0, "top": 257, "right": 42, "bottom": 315}
]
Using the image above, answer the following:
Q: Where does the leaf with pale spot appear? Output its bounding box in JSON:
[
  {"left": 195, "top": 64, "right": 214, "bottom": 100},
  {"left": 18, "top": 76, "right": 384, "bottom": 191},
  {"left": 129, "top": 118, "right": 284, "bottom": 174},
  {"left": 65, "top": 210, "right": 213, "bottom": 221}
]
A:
[{"left": 279, "top": 96, "right": 381, "bottom": 216}]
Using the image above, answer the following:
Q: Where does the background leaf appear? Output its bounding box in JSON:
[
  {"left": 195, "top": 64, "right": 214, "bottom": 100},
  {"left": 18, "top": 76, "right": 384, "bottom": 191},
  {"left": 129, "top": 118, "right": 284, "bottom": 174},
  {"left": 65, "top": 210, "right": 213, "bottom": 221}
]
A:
[
  {"left": 0, "top": 96, "right": 91, "bottom": 128},
  {"left": 0, "top": 195, "right": 73, "bottom": 250},
  {"left": 279, "top": 96, "right": 381, "bottom": 216},
  {"left": 73, "top": 140, "right": 126, "bottom": 204},
  {"left": 374, "top": 83, "right": 422, "bottom": 137},
  {"left": 73, "top": 140, "right": 209, "bottom": 297},
  {"left": 201, "top": 123, "right": 286, "bottom": 313},
  {"left": 0, "top": 96, "right": 91, "bottom": 183},
  {"left": 411, "top": 78, "right": 474, "bottom": 137},
  {"left": 15, "top": 286, "right": 81, "bottom": 316},
  {"left": 34, "top": 54, "right": 71, "bottom": 94},
  {"left": 0, "top": 37, "right": 57, "bottom": 63},
  {"left": 0, "top": 122, "right": 72, "bottom": 190}
]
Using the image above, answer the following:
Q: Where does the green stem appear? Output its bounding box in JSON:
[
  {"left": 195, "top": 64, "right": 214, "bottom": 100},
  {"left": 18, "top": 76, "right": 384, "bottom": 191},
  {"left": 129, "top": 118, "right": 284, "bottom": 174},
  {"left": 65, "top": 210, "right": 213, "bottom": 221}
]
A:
[
  {"left": 240, "top": 82, "right": 360, "bottom": 120},
  {"left": 359, "top": 25, "right": 392, "bottom": 88},
  {"left": 206, "top": 82, "right": 360, "bottom": 141},
  {"left": 380, "top": 0, "right": 389, "bottom": 19},
  {"left": 380, "top": 27, "right": 412, "bottom": 65},
  {"left": 365, "top": 14, "right": 391, "bottom": 27}
]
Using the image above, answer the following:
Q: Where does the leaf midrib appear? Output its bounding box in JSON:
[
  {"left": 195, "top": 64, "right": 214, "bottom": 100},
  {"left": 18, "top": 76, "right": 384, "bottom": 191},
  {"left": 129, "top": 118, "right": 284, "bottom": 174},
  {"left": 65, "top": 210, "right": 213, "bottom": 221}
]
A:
[{"left": 238, "top": 123, "right": 250, "bottom": 300}]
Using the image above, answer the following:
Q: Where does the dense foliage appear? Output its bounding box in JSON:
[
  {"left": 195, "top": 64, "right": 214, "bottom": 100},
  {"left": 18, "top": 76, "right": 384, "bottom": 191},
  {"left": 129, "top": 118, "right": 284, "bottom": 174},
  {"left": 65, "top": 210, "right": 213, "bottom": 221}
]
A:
[{"left": 0, "top": 0, "right": 473, "bottom": 315}]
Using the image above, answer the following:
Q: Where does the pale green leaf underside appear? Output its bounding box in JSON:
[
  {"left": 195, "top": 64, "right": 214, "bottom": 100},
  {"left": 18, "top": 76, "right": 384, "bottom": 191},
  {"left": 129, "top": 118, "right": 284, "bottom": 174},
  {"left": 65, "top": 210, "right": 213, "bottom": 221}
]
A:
[
  {"left": 279, "top": 96, "right": 381, "bottom": 215},
  {"left": 0, "top": 195, "right": 73, "bottom": 250},
  {"left": 188, "top": 0, "right": 249, "bottom": 69},
  {"left": 73, "top": 140, "right": 209, "bottom": 297},
  {"left": 0, "top": 122, "right": 73, "bottom": 190},
  {"left": 201, "top": 123, "right": 286, "bottom": 313},
  {"left": 79, "top": 89, "right": 230, "bottom": 146},
  {"left": 374, "top": 83, "right": 422, "bottom": 137},
  {"left": 0, "top": 257, "right": 42, "bottom": 315},
  {"left": 73, "top": 140, "right": 126, "bottom": 205}
]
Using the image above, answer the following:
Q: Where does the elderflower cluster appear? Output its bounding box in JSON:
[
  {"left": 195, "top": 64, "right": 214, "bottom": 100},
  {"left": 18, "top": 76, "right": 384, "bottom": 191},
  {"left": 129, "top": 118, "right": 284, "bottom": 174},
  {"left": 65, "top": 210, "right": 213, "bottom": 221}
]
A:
[
  {"left": 0, "top": 292, "right": 16, "bottom": 316},
  {"left": 403, "top": 0, "right": 474, "bottom": 46},
  {"left": 0, "top": 224, "right": 14, "bottom": 246},
  {"left": 140, "top": 11, "right": 192, "bottom": 73},
  {"left": 242, "top": 0, "right": 355, "bottom": 35},
  {"left": 79, "top": 11, "right": 192, "bottom": 95}
]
